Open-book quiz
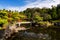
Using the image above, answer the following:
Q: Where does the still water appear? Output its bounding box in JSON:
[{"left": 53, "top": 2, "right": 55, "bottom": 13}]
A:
[{"left": 0, "top": 26, "right": 60, "bottom": 40}]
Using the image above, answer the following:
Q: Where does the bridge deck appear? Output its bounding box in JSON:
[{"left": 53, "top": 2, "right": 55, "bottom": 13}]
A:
[{"left": 16, "top": 22, "right": 31, "bottom": 24}]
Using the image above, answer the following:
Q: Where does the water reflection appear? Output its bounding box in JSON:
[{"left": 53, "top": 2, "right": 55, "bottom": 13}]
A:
[
  {"left": 23, "top": 31, "right": 51, "bottom": 40},
  {"left": 0, "top": 30, "right": 4, "bottom": 39},
  {"left": 12, "top": 30, "right": 51, "bottom": 40},
  {"left": 12, "top": 27, "right": 60, "bottom": 40},
  {"left": 0, "top": 26, "right": 60, "bottom": 40}
]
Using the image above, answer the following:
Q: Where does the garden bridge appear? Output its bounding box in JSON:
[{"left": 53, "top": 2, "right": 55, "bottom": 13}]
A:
[{"left": 1, "top": 21, "right": 32, "bottom": 40}]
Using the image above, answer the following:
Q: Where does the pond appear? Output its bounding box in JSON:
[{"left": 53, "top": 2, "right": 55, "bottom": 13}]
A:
[
  {"left": 8, "top": 26, "right": 60, "bottom": 40},
  {"left": 0, "top": 26, "right": 60, "bottom": 40}
]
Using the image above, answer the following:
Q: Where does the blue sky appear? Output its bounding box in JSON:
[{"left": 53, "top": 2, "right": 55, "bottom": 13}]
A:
[
  {"left": 0, "top": 0, "right": 28, "bottom": 6},
  {"left": 0, "top": 0, "right": 60, "bottom": 11}
]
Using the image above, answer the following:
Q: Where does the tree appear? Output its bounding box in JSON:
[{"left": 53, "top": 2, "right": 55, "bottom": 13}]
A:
[
  {"left": 0, "top": 18, "right": 8, "bottom": 27},
  {"left": 33, "top": 12, "right": 43, "bottom": 22},
  {"left": 43, "top": 14, "right": 52, "bottom": 21},
  {"left": 51, "top": 6, "right": 58, "bottom": 19},
  {"left": 57, "top": 4, "right": 60, "bottom": 19},
  {"left": 12, "top": 11, "right": 20, "bottom": 21},
  {"left": 23, "top": 8, "right": 32, "bottom": 18},
  {"left": 0, "top": 11, "right": 8, "bottom": 19}
]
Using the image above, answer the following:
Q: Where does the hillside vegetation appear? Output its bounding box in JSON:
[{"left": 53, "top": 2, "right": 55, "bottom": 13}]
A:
[{"left": 0, "top": 4, "right": 60, "bottom": 28}]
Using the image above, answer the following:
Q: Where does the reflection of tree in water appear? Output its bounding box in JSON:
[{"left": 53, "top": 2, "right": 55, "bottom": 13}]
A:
[
  {"left": 6, "top": 27, "right": 51, "bottom": 40},
  {"left": 0, "top": 26, "right": 60, "bottom": 40},
  {"left": 56, "top": 28, "right": 60, "bottom": 40},
  {"left": 47, "top": 27, "right": 60, "bottom": 40}
]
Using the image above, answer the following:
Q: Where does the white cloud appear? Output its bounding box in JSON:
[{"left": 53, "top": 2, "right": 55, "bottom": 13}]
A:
[{"left": 6, "top": 0, "right": 60, "bottom": 11}]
